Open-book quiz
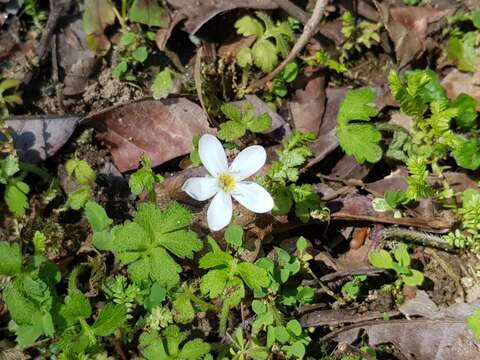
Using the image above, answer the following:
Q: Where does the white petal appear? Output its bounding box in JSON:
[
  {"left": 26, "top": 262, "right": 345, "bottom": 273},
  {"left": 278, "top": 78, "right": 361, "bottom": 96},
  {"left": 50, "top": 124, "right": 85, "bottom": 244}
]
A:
[
  {"left": 182, "top": 177, "right": 218, "bottom": 201},
  {"left": 229, "top": 145, "right": 266, "bottom": 181},
  {"left": 207, "top": 191, "right": 233, "bottom": 231},
  {"left": 232, "top": 182, "right": 274, "bottom": 213},
  {"left": 199, "top": 134, "right": 228, "bottom": 177}
]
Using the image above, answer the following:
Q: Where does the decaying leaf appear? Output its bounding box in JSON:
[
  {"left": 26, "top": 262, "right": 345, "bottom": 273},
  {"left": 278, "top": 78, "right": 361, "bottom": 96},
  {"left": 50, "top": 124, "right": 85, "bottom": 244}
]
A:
[
  {"left": 7, "top": 115, "right": 80, "bottom": 163},
  {"left": 82, "top": 0, "right": 116, "bottom": 56},
  {"left": 83, "top": 98, "right": 213, "bottom": 172},
  {"left": 165, "top": 0, "right": 277, "bottom": 34},
  {"left": 335, "top": 295, "right": 480, "bottom": 360},
  {"left": 442, "top": 69, "right": 480, "bottom": 111},
  {"left": 288, "top": 75, "right": 326, "bottom": 135},
  {"left": 129, "top": 0, "right": 170, "bottom": 28},
  {"left": 58, "top": 19, "right": 101, "bottom": 96},
  {"left": 378, "top": 4, "right": 453, "bottom": 67}
]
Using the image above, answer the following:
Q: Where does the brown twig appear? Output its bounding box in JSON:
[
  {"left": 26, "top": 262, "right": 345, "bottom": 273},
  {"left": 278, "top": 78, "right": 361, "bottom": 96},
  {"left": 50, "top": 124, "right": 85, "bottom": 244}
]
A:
[
  {"left": 23, "top": 0, "right": 71, "bottom": 86},
  {"left": 51, "top": 34, "right": 64, "bottom": 113},
  {"left": 249, "top": 0, "right": 329, "bottom": 90}
]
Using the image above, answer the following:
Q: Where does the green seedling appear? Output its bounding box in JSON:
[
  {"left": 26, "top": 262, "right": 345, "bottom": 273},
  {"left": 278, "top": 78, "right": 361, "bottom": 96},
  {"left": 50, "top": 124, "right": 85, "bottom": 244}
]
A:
[
  {"left": 341, "top": 275, "right": 367, "bottom": 301},
  {"left": 89, "top": 201, "right": 202, "bottom": 288},
  {"left": 217, "top": 101, "right": 272, "bottom": 141},
  {"left": 271, "top": 62, "right": 299, "bottom": 97},
  {"left": 372, "top": 190, "right": 410, "bottom": 218},
  {"left": 65, "top": 158, "right": 96, "bottom": 210},
  {"left": 0, "top": 154, "right": 30, "bottom": 216},
  {"left": 228, "top": 328, "right": 268, "bottom": 360},
  {"left": 304, "top": 49, "right": 347, "bottom": 74},
  {"left": 0, "top": 78, "right": 22, "bottom": 118},
  {"left": 259, "top": 131, "right": 324, "bottom": 222},
  {"left": 235, "top": 11, "right": 294, "bottom": 73},
  {"left": 199, "top": 237, "right": 269, "bottom": 334},
  {"left": 129, "top": 155, "right": 164, "bottom": 202},
  {"left": 139, "top": 325, "right": 211, "bottom": 360},
  {"left": 467, "top": 308, "right": 480, "bottom": 340},
  {"left": 369, "top": 243, "right": 424, "bottom": 287}
]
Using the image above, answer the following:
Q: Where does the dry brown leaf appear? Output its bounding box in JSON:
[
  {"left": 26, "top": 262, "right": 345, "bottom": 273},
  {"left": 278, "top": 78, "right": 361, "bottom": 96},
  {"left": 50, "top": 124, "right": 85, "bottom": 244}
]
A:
[
  {"left": 83, "top": 98, "right": 213, "bottom": 172},
  {"left": 289, "top": 75, "right": 326, "bottom": 135},
  {"left": 335, "top": 299, "right": 480, "bottom": 360},
  {"left": 379, "top": 4, "right": 452, "bottom": 67},
  {"left": 442, "top": 69, "right": 480, "bottom": 111},
  {"left": 165, "top": 0, "right": 277, "bottom": 34},
  {"left": 58, "top": 19, "right": 100, "bottom": 96}
]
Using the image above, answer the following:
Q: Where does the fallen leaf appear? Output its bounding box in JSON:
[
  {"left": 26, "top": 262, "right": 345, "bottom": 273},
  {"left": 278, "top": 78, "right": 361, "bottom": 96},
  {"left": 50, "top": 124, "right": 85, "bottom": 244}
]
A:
[
  {"left": 82, "top": 0, "right": 116, "bottom": 56},
  {"left": 289, "top": 75, "right": 326, "bottom": 135},
  {"left": 330, "top": 155, "right": 370, "bottom": 180},
  {"left": 379, "top": 4, "right": 452, "bottom": 67},
  {"left": 7, "top": 115, "right": 80, "bottom": 163},
  {"left": 306, "top": 129, "right": 339, "bottom": 169},
  {"left": 335, "top": 298, "right": 480, "bottom": 360},
  {"left": 83, "top": 98, "right": 213, "bottom": 172},
  {"left": 217, "top": 35, "right": 256, "bottom": 60},
  {"left": 165, "top": 0, "right": 277, "bottom": 34},
  {"left": 58, "top": 19, "right": 101, "bottom": 96},
  {"left": 442, "top": 69, "right": 480, "bottom": 111},
  {"left": 129, "top": 0, "right": 170, "bottom": 28}
]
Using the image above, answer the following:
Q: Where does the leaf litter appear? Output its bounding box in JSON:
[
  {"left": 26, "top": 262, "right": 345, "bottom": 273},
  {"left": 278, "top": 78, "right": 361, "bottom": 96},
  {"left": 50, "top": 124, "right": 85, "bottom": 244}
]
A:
[{"left": 1, "top": 0, "right": 480, "bottom": 359}]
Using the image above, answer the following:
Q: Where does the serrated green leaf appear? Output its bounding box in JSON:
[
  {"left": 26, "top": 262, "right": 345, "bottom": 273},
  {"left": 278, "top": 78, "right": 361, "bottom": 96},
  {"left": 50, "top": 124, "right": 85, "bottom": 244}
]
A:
[
  {"left": 336, "top": 123, "right": 382, "bottom": 164},
  {"left": 178, "top": 339, "right": 211, "bottom": 359},
  {"left": 59, "top": 289, "right": 92, "bottom": 326},
  {"left": 66, "top": 159, "right": 96, "bottom": 185},
  {"left": 452, "top": 94, "right": 478, "bottom": 130},
  {"left": 246, "top": 113, "right": 272, "bottom": 133},
  {"left": 0, "top": 241, "right": 22, "bottom": 275},
  {"left": 252, "top": 39, "right": 278, "bottom": 72},
  {"left": 85, "top": 201, "right": 112, "bottom": 232},
  {"left": 67, "top": 187, "right": 92, "bottom": 210},
  {"left": 129, "top": 0, "right": 169, "bottom": 27},
  {"left": 236, "top": 262, "right": 269, "bottom": 290},
  {"left": 236, "top": 47, "right": 253, "bottom": 68},
  {"left": 221, "top": 103, "right": 242, "bottom": 122},
  {"left": 92, "top": 304, "right": 127, "bottom": 336},
  {"left": 200, "top": 269, "right": 229, "bottom": 298},
  {"left": 218, "top": 120, "right": 247, "bottom": 141},
  {"left": 172, "top": 291, "right": 195, "bottom": 324},
  {"left": 235, "top": 16, "right": 263, "bottom": 38},
  {"left": 337, "top": 88, "right": 379, "bottom": 125},
  {"left": 0, "top": 154, "right": 20, "bottom": 183},
  {"left": 5, "top": 180, "right": 29, "bottom": 216},
  {"left": 224, "top": 223, "right": 243, "bottom": 249},
  {"left": 16, "top": 323, "right": 43, "bottom": 348},
  {"left": 151, "top": 68, "right": 174, "bottom": 100}
]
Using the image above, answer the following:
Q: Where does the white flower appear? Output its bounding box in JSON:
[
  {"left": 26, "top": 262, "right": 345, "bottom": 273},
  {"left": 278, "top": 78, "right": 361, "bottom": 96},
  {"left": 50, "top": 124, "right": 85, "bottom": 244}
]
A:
[{"left": 182, "top": 134, "right": 274, "bottom": 231}]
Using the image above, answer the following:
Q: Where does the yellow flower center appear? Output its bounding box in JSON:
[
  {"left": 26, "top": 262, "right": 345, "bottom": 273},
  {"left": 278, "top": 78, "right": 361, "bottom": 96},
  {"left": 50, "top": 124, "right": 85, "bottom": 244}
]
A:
[{"left": 218, "top": 173, "right": 236, "bottom": 193}]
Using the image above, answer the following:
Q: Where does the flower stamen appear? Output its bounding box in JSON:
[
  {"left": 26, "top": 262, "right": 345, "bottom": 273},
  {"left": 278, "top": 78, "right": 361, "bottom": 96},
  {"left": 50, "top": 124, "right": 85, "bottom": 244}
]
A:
[{"left": 218, "top": 173, "right": 236, "bottom": 193}]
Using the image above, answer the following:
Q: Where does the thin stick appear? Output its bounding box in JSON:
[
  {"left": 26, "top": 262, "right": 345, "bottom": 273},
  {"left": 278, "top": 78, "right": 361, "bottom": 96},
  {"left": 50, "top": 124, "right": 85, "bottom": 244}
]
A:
[{"left": 249, "top": 0, "right": 329, "bottom": 90}]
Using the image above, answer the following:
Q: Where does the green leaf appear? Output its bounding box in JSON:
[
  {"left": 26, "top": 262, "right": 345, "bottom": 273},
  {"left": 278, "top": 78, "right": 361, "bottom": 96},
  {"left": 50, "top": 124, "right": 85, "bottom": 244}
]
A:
[
  {"left": 0, "top": 241, "right": 22, "bottom": 275},
  {"left": 402, "top": 269, "right": 424, "bottom": 286},
  {"left": 394, "top": 243, "right": 411, "bottom": 268},
  {"left": 67, "top": 187, "right": 92, "bottom": 210},
  {"left": 218, "top": 120, "right": 247, "bottom": 141},
  {"left": 151, "top": 68, "right": 174, "bottom": 100},
  {"left": 178, "top": 339, "right": 211, "bottom": 359},
  {"left": 66, "top": 159, "right": 96, "bottom": 185},
  {"left": 452, "top": 94, "right": 478, "bottom": 130},
  {"left": 252, "top": 39, "right": 278, "bottom": 72},
  {"left": 224, "top": 223, "right": 243, "bottom": 249},
  {"left": 274, "top": 326, "right": 290, "bottom": 343},
  {"left": 235, "top": 16, "right": 263, "bottom": 38},
  {"left": 59, "top": 289, "right": 92, "bottom": 326},
  {"left": 129, "top": 0, "right": 169, "bottom": 27},
  {"left": 200, "top": 269, "right": 229, "bottom": 299},
  {"left": 144, "top": 282, "right": 166, "bottom": 311},
  {"left": 247, "top": 113, "right": 272, "bottom": 133},
  {"left": 82, "top": 0, "right": 115, "bottom": 55},
  {"left": 369, "top": 250, "right": 395, "bottom": 270},
  {"left": 336, "top": 88, "right": 381, "bottom": 164},
  {"left": 237, "top": 47, "right": 253, "bottom": 68},
  {"left": 0, "top": 154, "right": 20, "bottom": 184},
  {"left": 237, "top": 262, "right": 269, "bottom": 290},
  {"left": 132, "top": 46, "right": 148, "bottom": 62},
  {"left": 92, "top": 304, "right": 127, "bottom": 336},
  {"left": 120, "top": 31, "right": 136, "bottom": 46},
  {"left": 447, "top": 33, "right": 478, "bottom": 73},
  {"left": 286, "top": 319, "right": 302, "bottom": 336},
  {"left": 85, "top": 201, "right": 112, "bottom": 232},
  {"left": 453, "top": 138, "right": 480, "bottom": 170},
  {"left": 281, "top": 62, "right": 298, "bottom": 83},
  {"left": 384, "top": 190, "right": 409, "bottom": 209},
  {"left": 467, "top": 308, "right": 480, "bottom": 339},
  {"left": 221, "top": 103, "right": 243, "bottom": 122},
  {"left": 5, "top": 180, "right": 29, "bottom": 216},
  {"left": 16, "top": 323, "right": 44, "bottom": 348},
  {"left": 172, "top": 291, "right": 195, "bottom": 324}
]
